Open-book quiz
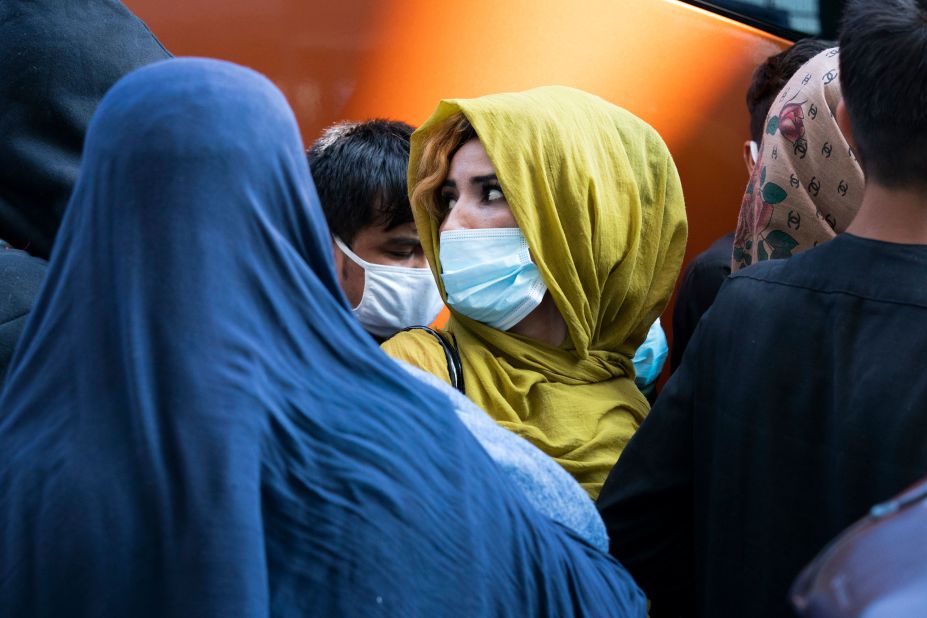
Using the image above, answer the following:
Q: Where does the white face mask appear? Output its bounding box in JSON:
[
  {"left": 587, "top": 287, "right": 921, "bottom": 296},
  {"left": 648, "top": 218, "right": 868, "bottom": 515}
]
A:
[{"left": 334, "top": 236, "right": 444, "bottom": 338}]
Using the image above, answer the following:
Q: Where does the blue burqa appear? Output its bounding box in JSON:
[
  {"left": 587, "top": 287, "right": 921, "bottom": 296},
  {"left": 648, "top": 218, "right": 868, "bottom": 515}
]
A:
[{"left": 0, "top": 59, "right": 645, "bottom": 617}]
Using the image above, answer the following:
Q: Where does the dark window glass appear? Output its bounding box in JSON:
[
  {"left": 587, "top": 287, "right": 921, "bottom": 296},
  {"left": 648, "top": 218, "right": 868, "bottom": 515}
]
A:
[{"left": 682, "top": 0, "right": 846, "bottom": 39}]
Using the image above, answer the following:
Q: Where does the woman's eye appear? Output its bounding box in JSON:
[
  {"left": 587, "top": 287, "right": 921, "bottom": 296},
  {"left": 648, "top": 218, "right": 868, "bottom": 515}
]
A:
[
  {"left": 487, "top": 188, "right": 504, "bottom": 201},
  {"left": 439, "top": 190, "right": 457, "bottom": 210}
]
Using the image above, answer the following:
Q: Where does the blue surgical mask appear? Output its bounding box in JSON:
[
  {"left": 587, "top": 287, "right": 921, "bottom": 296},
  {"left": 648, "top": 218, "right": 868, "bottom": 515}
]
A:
[
  {"left": 632, "top": 318, "right": 668, "bottom": 396},
  {"left": 439, "top": 228, "right": 547, "bottom": 331}
]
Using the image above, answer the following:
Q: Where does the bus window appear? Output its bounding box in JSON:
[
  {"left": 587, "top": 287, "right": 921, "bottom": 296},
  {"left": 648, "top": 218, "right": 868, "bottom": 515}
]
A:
[{"left": 684, "top": 0, "right": 846, "bottom": 39}]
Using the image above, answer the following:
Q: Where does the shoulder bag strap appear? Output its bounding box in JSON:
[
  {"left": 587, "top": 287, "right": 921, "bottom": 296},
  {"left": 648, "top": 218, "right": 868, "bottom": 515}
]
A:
[{"left": 400, "top": 326, "right": 465, "bottom": 395}]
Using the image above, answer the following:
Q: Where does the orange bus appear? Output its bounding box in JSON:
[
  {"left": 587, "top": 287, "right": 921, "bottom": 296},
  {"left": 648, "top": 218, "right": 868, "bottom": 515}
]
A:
[{"left": 125, "top": 0, "right": 845, "bottom": 334}]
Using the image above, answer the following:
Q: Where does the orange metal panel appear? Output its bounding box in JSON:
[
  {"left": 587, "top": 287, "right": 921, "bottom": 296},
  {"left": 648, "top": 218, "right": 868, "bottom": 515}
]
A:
[
  {"left": 126, "top": 0, "right": 788, "bottom": 339},
  {"left": 341, "top": 0, "right": 788, "bottom": 259}
]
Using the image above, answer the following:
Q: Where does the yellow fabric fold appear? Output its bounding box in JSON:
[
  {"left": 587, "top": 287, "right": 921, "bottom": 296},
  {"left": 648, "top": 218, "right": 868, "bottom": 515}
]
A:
[{"left": 383, "top": 86, "right": 687, "bottom": 498}]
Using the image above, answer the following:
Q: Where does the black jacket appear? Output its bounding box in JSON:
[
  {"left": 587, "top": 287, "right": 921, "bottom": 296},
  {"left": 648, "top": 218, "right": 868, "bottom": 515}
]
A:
[
  {"left": 670, "top": 232, "right": 733, "bottom": 372},
  {"left": 599, "top": 234, "right": 927, "bottom": 617}
]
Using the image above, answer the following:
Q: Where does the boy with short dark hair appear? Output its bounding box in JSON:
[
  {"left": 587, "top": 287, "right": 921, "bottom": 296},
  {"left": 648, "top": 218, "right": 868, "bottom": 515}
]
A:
[{"left": 308, "top": 120, "right": 443, "bottom": 340}]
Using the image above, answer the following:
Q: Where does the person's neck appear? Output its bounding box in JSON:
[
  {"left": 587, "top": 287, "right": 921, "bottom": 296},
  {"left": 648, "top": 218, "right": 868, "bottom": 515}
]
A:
[
  {"left": 846, "top": 182, "right": 927, "bottom": 245},
  {"left": 508, "top": 293, "right": 567, "bottom": 347}
]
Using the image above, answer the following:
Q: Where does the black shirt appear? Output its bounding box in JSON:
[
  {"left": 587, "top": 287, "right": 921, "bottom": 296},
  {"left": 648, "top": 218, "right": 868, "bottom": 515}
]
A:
[
  {"left": 670, "top": 232, "right": 733, "bottom": 372},
  {"left": 598, "top": 234, "right": 927, "bottom": 617}
]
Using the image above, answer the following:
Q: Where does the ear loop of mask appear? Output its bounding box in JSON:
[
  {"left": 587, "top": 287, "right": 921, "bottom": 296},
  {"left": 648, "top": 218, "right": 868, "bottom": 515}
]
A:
[
  {"left": 749, "top": 140, "right": 759, "bottom": 164},
  {"left": 333, "top": 235, "right": 432, "bottom": 276},
  {"left": 332, "top": 235, "right": 444, "bottom": 337}
]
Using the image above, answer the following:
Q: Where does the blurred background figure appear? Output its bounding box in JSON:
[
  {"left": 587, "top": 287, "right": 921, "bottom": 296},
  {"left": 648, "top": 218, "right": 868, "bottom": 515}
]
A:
[
  {"left": 0, "top": 0, "right": 171, "bottom": 259},
  {"left": 791, "top": 476, "right": 927, "bottom": 617}
]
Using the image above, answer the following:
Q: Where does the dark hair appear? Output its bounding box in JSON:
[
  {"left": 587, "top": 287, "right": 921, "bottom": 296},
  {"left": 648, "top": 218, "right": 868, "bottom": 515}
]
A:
[
  {"left": 307, "top": 119, "right": 415, "bottom": 244},
  {"left": 746, "top": 38, "right": 834, "bottom": 142},
  {"left": 840, "top": 0, "right": 927, "bottom": 189}
]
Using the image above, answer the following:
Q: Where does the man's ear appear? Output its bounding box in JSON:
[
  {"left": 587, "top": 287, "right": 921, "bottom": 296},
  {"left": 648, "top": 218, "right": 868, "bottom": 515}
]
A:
[
  {"left": 836, "top": 98, "right": 858, "bottom": 153},
  {"left": 742, "top": 140, "right": 756, "bottom": 176}
]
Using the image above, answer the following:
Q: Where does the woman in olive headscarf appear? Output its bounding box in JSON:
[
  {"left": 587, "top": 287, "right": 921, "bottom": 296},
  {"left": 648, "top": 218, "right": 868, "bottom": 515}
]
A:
[{"left": 382, "top": 86, "right": 687, "bottom": 498}]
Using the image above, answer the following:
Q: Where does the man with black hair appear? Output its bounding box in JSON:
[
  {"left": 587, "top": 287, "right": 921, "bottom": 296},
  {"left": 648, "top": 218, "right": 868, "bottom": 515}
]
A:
[
  {"left": 742, "top": 38, "right": 835, "bottom": 176},
  {"left": 599, "top": 2, "right": 927, "bottom": 615},
  {"left": 671, "top": 38, "right": 832, "bottom": 371},
  {"left": 308, "top": 120, "right": 443, "bottom": 341}
]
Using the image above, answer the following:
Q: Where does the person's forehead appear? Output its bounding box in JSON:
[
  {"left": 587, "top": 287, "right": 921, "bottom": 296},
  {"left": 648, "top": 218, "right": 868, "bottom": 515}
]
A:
[{"left": 448, "top": 139, "right": 495, "bottom": 177}]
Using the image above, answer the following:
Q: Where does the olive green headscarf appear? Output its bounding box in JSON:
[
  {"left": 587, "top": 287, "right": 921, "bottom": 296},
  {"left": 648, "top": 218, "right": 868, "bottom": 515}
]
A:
[{"left": 386, "top": 86, "right": 687, "bottom": 498}]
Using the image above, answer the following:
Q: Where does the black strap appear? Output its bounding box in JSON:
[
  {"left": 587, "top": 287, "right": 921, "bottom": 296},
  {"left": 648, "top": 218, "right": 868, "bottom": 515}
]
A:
[{"left": 400, "top": 326, "right": 465, "bottom": 395}]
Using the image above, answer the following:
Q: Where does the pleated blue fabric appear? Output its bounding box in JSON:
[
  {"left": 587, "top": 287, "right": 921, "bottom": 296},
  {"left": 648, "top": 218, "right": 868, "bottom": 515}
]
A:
[{"left": 0, "top": 58, "right": 644, "bottom": 617}]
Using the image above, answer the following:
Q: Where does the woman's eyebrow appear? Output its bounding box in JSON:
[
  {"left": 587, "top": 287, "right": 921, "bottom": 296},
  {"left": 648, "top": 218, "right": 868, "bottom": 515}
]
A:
[
  {"left": 441, "top": 179, "right": 457, "bottom": 189},
  {"left": 470, "top": 174, "right": 498, "bottom": 184}
]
